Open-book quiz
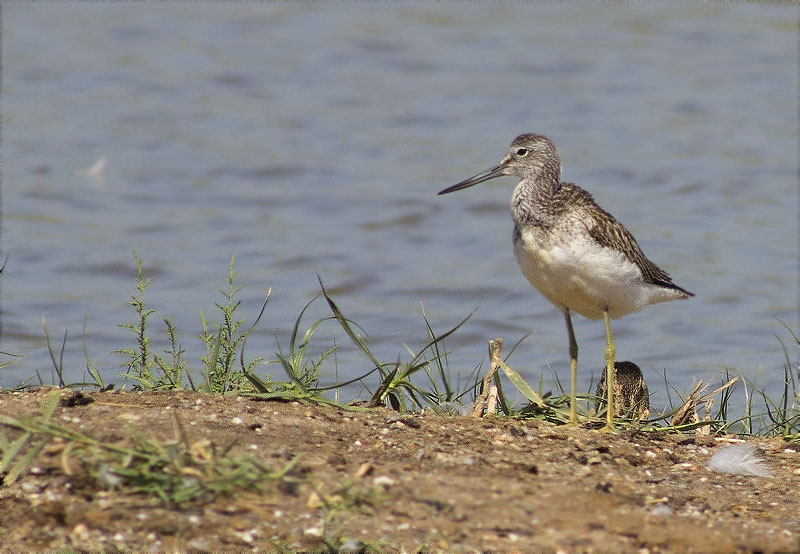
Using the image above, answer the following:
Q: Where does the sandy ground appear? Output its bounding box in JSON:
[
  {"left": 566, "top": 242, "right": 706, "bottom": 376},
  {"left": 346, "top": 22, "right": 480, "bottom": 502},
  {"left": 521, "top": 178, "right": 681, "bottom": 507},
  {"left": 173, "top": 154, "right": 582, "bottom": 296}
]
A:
[{"left": 1, "top": 388, "right": 798, "bottom": 553}]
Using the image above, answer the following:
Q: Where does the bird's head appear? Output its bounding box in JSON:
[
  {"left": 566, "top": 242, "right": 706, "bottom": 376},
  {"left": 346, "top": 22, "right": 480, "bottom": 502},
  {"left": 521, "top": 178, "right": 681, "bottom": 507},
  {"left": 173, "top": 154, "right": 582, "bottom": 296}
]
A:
[{"left": 438, "top": 133, "right": 560, "bottom": 195}]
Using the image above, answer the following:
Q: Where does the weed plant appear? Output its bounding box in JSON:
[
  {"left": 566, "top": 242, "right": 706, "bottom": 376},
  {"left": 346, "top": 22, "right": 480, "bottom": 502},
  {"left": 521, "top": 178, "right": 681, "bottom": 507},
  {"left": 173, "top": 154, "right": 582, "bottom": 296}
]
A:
[{"left": 116, "top": 251, "right": 156, "bottom": 387}]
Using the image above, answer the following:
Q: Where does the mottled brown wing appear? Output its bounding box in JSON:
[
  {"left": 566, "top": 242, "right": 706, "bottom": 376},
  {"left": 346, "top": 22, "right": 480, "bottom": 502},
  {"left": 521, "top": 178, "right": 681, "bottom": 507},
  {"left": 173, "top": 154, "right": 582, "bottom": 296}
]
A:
[
  {"left": 588, "top": 213, "right": 668, "bottom": 281},
  {"left": 572, "top": 189, "right": 693, "bottom": 296},
  {"left": 552, "top": 183, "right": 692, "bottom": 295}
]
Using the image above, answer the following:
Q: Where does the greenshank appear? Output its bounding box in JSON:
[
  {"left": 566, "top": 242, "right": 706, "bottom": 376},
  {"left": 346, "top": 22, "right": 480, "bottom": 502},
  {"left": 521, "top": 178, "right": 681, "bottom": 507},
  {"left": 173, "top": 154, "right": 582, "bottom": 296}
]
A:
[{"left": 438, "top": 133, "right": 693, "bottom": 428}]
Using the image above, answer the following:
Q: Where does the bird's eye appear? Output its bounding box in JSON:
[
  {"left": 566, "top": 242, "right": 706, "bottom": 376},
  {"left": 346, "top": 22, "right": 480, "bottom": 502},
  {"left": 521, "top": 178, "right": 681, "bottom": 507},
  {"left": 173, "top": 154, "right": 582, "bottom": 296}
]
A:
[{"left": 516, "top": 148, "right": 528, "bottom": 156}]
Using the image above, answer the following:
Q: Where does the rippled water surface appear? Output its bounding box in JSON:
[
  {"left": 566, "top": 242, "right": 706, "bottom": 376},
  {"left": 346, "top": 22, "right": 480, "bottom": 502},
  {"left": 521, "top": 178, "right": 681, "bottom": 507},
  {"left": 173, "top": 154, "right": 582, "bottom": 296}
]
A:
[{"left": 3, "top": 4, "right": 797, "bottom": 407}]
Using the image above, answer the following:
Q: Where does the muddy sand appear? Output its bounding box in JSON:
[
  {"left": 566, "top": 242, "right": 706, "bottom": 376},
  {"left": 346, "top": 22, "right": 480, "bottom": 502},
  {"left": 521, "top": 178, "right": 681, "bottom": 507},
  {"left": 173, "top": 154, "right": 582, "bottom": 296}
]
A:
[{"left": 1, "top": 389, "right": 798, "bottom": 552}]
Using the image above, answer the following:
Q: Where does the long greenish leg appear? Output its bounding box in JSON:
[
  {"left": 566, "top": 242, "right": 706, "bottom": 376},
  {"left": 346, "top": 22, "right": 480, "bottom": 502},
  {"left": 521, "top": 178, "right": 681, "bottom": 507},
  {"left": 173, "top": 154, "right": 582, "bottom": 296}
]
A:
[
  {"left": 564, "top": 310, "right": 578, "bottom": 424},
  {"left": 603, "top": 310, "right": 616, "bottom": 430}
]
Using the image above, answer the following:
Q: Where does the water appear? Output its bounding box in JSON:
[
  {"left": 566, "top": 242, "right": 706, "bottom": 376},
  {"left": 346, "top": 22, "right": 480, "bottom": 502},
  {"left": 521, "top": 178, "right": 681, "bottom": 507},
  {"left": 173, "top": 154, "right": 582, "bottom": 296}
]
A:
[{"left": 3, "top": 4, "right": 797, "bottom": 410}]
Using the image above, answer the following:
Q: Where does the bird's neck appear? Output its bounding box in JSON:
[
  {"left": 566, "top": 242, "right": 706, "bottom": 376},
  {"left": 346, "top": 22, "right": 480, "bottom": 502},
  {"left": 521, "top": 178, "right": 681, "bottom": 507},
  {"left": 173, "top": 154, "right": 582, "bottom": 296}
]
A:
[{"left": 511, "top": 163, "right": 562, "bottom": 227}]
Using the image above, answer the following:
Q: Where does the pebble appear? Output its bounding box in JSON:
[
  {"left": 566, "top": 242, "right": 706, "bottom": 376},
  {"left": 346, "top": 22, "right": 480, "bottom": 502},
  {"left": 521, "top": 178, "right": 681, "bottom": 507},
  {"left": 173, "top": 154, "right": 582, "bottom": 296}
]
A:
[
  {"left": 651, "top": 504, "right": 674, "bottom": 516},
  {"left": 373, "top": 475, "right": 396, "bottom": 487},
  {"left": 304, "top": 524, "right": 323, "bottom": 537},
  {"left": 70, "top": 523, "right": 90, "bottom": 542},
  {"left": 339, "top": 539, "right": 367, "bottom": 553},
  {"left": 234, "top": 529, "right": 257, "bottom": 543}
]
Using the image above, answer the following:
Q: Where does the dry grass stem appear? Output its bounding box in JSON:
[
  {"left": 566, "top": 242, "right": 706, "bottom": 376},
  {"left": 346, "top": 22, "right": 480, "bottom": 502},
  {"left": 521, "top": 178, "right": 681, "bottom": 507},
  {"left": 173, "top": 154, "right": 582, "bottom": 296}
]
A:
[{"left": 471, "top": 338, "right": 503, "bottom": 417}]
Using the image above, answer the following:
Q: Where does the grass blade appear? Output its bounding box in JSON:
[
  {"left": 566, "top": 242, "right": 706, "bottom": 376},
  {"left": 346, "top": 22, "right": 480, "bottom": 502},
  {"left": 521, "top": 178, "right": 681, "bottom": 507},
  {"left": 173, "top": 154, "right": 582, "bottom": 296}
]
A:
[
  {"left": 318, "top": 275, "right": 384, "bottom": 372},
  {"left": 496, "top": 358, "right": 546, "bottom": 408}
]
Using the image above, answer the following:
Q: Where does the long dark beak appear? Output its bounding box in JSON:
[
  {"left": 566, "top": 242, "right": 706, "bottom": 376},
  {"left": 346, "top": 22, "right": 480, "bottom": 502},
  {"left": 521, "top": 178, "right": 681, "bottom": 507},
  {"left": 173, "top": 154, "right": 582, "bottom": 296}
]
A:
[{"left": 438, "top": 164, "right": 505, "bottom": 195}]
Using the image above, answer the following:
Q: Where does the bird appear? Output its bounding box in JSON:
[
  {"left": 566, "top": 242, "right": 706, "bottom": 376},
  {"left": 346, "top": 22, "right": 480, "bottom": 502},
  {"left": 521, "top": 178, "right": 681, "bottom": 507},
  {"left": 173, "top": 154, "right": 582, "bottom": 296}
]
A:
[
  {"left": 595, "top": 361, "right": 650, "bottom": 421},
  {"left": 438, "top": 133, "right": 693, "bottom": 429}
]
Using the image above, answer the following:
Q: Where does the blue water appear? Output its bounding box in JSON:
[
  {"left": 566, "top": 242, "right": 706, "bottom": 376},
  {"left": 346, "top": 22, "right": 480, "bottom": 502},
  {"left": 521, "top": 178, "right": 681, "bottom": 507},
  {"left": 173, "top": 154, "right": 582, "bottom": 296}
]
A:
[{"left": 3, "top": 4, "right": 797, "bottom": 410}]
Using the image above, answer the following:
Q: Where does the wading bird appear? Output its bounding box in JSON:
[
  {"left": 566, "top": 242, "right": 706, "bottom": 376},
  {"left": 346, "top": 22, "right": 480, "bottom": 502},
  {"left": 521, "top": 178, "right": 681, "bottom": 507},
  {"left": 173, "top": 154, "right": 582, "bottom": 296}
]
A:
[{"left": 438, "top": 134, "right": 692, "bottom": 428}]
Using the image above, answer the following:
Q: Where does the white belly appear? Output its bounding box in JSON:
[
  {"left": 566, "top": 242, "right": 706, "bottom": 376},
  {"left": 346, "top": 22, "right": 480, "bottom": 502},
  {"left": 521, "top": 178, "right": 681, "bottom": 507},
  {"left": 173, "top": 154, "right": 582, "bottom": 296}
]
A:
[{"left": 513, "top": 227, "right": 678, "bottom": 320}]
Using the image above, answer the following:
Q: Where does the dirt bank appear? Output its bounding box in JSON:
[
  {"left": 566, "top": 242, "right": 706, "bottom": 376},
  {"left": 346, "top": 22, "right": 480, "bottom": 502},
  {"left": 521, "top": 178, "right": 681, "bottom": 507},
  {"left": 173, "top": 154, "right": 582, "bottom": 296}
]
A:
[{"left": 1, "top": 389, "right": 798, "bottom": 552}]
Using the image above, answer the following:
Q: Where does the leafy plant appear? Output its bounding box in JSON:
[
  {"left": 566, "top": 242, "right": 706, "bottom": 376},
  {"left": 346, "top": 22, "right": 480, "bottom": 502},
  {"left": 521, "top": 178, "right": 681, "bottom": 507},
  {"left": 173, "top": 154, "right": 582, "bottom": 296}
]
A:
[
  {"left": 116, "top": 251, "right": 156, "bottom": 388},
  {"left": 200, "top": 257, "right": 262, "bottom": 393}
]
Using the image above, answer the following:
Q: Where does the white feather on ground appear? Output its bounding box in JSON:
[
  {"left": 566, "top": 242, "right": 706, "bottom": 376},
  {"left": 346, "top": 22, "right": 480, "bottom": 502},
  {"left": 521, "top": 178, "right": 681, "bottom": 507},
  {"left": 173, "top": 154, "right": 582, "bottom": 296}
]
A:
[{"left": 706, "top": 444, "right": 773, "bottom": 477}]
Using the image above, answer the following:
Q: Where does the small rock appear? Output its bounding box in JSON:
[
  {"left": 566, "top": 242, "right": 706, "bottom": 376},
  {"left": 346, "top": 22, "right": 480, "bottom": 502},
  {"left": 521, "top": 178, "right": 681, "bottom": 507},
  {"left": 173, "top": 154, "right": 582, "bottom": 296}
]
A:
[
  {"left": 651, "top": 504, "right": 673, "bottom": 516},
  {"left": 20, "top": 483, "right": 39, "bottom": 493},
  {"left": 304, "top": 524, "right": 323, "bottom": 537},
  {"left": 339, "top": 539, "right": 367, "bottom": 554},
  {"left": 595, "top": 482, "right": 612, "bottom": 493},
  {"left": 70, "top": 523, "right": 90, "bottom": 542},
  {"left": 373, "top": 475, "right": 396, "bottom": 487},
  {"left": 235, "top": 529, "right": 257, "bottom": 544},
  {"left": 509, "top": 425, "right": 526, "bottom": 438},
  {"left": 187, "top": 539, "right": 210, "bottom": 551}
]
